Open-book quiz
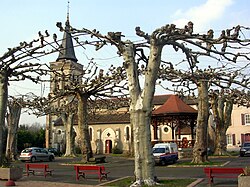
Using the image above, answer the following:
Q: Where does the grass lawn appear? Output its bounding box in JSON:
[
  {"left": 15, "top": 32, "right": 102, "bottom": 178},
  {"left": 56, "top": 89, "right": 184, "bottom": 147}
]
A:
[
  {"left": 175, "top": 160, "right": 225, "bottom": 166},
  {"left": 102, "top": 177, "right": 196, "bottom": 187}
]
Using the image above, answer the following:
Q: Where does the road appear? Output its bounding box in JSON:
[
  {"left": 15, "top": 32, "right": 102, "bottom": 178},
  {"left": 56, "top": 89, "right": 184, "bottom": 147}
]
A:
[{"left": 7, "top": 155, "right": 250, "bottom": 186}]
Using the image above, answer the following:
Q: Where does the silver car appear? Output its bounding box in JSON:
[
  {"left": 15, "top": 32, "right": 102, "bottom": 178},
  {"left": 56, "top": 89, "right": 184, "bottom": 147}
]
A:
[{"left": 19, "top": 147, "right": 55, "bottom": 162}]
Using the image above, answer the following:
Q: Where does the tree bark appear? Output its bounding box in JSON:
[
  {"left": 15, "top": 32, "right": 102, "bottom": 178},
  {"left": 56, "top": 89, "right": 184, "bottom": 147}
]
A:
[
  {"left": 61, "top": 113, "right": 76, "bottom": 156},
  {"left": 6, "top": 101, "right": 21, "bottom": 161},
  {"left": 212, "top": 95, "right": 233, "bottom": 155},
  {"left": 0, "top": 72, "right": 8, "bottom": 165},
  {"left": 77, "top": 93, "right": 93, "bottom": 162},
  {"left": 224, "top": 99, "right": 233, "bottom": 145},
  {"left": 122, "top": 42, "right": 162, "bottom": 186},
  {"left": 192, "top": 80, "right": 209, "bottom": 163}
]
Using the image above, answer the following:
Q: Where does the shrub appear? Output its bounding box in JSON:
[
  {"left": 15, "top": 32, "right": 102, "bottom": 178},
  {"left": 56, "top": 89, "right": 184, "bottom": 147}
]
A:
[
  {"left": 112, "top": 147, "right": 123, "bottom": 154},
  {"left": 75, "top": 146, "right": 81, "bottom": 154}
]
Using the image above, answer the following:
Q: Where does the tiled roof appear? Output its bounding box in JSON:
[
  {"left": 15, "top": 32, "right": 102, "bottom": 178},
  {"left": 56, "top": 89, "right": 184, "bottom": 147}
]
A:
[
  {"left": 54, "top": 113, "right": 130, "bottom": 126},
  {"left": 89, "top": 113, "right": 130, "bottom": 124},
  {"left": 152, "top": 94, "right": 197, "bottom": 116},
  {"left": 53, "top": 94, "right": 197, "bottom": 126}
]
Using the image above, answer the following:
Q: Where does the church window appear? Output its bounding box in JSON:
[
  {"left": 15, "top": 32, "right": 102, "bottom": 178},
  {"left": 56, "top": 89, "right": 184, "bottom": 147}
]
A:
[
  {"left": 89, "top": 128, "right": 93, "bottom": 141},
  {"left": 126, "top": 126, "right": 130, "bottom": 141}
]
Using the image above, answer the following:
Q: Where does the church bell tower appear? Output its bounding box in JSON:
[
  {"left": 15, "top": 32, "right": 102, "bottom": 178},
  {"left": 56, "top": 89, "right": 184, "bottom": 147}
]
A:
[{"left": 45, "top": 14, "right": 83, "bottom": 148}]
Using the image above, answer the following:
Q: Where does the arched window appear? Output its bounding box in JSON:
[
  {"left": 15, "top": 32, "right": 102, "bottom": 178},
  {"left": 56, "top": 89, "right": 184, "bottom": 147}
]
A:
[
  {"left": 89, "top": 127, "right": 93, "bottom": 141},
  {"left": 126, "top": 126, "right": 130, "bottom": 141}
]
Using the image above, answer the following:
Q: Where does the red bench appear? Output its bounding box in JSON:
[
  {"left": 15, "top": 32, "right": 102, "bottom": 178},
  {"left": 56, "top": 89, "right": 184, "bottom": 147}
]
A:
[
  {"left": 74, "top": 165, "right": 110, "bottom": 181},
  {"left": 204, "top": 167, "right": 244, "bottom": 184},
  {"left": 25, "top": 163, "right": 53, "bottom": 178}
]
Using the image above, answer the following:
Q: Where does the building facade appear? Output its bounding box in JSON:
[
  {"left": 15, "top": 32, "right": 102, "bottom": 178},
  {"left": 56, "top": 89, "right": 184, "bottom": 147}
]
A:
[{"left": 226, "top": 105, "right": 250, "bottom": 151}]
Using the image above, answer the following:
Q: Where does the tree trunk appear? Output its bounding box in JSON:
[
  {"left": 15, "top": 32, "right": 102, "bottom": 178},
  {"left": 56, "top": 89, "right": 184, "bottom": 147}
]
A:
[
  {"left": 192, "top": 80, "right": 209, "bottom": 163},
  {"left": 0, "top": 72, "right": 8, "bottom": 165},
  {"left": 212, "top": 95, "right": 225, "bottom": 155},
  {"left": 122, "top": 42, "right": 162, "bottom": 186},
  {"left": 207, "top": 115, "right": 216, "bottom": 153},
  {"left": 6, "top": 102, "right": 21, "bottom": 161},
  {"left": 223, "top": 99, "right": 233, "bottom": 146},
  {"left": 212, "top": 95, "right": 233, "bottom": 155},
  {"left": 61, "top": 113, "right": 76, "bottom": 156},
  {"left": 77, "top": 93, "right": 93, "bottom": 162}
]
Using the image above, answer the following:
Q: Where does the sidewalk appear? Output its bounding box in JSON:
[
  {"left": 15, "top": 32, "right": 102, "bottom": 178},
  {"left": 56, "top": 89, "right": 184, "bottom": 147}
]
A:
[{"left": 0, "top": 180, "right": 99, "bottom": 187}]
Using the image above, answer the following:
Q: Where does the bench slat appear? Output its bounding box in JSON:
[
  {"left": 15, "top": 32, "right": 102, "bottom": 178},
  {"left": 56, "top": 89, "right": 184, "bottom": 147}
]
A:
[
  {"left": 74, "top": 165, "right": 110, "bottom": 181},
  {"left": 203, "top": 167, "right": 243, "bottom": 184},
  {"left": 25, "top": 163, "right": 53, "bottom": 178}
]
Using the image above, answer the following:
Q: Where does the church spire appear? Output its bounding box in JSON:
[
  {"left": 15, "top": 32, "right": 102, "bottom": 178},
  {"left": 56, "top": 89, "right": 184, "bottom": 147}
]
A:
[{"left": 56, "top": 1, "right": 77, "bottom": 62}]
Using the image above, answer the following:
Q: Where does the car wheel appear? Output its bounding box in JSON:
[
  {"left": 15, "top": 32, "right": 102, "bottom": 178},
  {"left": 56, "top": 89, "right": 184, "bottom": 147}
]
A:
[
  {"left": 31, "top": 156, "right": 36, "bottom": 163},
  {"left": 240, "top": 153, "right": 245, "bottom": 157},
  {"left": 49, "top": 156, "right": 54, "bottom": 162},
  {"left": 160, "top": 159, "right": 166, "bottom": 166}
]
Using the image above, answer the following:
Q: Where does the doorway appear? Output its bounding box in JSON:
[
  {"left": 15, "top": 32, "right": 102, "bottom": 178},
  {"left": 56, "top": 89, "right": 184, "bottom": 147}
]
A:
[{"left": 105, "top": 140, "right": 112, "bottom": 154}]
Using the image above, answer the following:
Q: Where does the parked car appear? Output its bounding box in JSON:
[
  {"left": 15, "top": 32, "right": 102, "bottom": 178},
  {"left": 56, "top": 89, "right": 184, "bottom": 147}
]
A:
[
  {"left": 152, "top": 143, "right": 178, "bottom": 165},
  {"left": 45, "top": 148, "right": 62, "bottom": 157},
  {"left": 19, "top": 147, "right": 55, "bottom": 162},
  {"left": 240, "top": 142, "right": 250, "bottom": 157}
]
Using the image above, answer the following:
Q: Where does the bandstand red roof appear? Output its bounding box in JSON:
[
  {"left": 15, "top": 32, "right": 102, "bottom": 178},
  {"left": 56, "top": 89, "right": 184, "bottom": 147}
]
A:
[{"left": 152, "top": 94, "right": 197, "bottom": 116}]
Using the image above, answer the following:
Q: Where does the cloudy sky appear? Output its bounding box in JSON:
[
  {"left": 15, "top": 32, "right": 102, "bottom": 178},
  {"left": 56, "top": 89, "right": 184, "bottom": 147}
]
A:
[{"left": 1, "top": 0, "right": 249, "bottom": 124}]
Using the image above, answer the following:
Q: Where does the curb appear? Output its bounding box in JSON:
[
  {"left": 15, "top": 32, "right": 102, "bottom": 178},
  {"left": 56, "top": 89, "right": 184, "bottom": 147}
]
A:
[
  {"left": 187, "top": 178, "right": 205, "bottom": 187},
  {"left": 99, "top": 176, "right": 132, "bottom": 186}
]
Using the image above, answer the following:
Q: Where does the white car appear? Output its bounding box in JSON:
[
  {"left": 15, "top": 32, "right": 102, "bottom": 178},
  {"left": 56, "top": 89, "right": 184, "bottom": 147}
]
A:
[{"left": 19, "top": 147, "right": 55, "bottom": 162}]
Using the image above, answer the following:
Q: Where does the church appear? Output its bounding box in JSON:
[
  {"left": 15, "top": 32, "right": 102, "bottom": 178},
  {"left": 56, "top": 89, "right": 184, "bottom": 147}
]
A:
[{"left": 45, "top": 16, "right": 250, "bottom": 155}]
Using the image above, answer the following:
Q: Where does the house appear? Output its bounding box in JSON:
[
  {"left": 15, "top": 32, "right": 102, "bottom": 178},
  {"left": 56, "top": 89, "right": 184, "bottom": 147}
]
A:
[{"left": 226, "top": 105, "right": 250, "bottom": 151}]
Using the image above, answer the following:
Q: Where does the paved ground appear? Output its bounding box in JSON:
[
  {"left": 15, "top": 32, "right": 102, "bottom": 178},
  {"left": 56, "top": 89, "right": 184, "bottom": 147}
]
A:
[{"left": 0, "top": 155, "right": 248, "bottom": 186}]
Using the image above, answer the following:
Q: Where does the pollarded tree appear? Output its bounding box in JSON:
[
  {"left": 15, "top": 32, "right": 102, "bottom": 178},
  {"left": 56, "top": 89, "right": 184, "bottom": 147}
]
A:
[
  {"left": 60, "top": 22, "right": 250, "bottom": 185},
  {"left": 26, "top": 92, "right": 78, "bottom": 156},
  {"left": 49, "top": 57, "right": 127, "bottom": 162},
  {"left": 160, "top": 65, "right": 250, "bottom": 161},
  {"left": 19, "top": 59, "right": 127, "bottom": 160},
  {"left": 0, "top": 31, "right": 61, "bottom": 165},
  {"left": 6, "top": 96, "right": 22, "bottom": 161},
  {"left": 211, "top": 88, "right": 250, "bottom": 155},
  {"left": 156, "top": 24, "right": 250, "bottom": 163}
]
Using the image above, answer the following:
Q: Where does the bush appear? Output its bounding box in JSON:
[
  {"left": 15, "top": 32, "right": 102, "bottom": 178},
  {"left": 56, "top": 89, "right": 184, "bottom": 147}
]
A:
[
  {"left": 75, "top": 146, "right": 81, "bottom": 154},
  {"left": 112, "top": 147, "right": 123, "bottom": 154}
]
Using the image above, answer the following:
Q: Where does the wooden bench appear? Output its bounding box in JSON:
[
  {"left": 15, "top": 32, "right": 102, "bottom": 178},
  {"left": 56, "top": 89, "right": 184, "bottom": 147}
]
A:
[
  {"left": 204, "top": 167, "right": 244, "bottom": 184},
  {"left": 74, "top": 165, "right": 110, "bottom": 181},
  {"left": 25, "top": 163, "right": 53, "bottom": 178}
]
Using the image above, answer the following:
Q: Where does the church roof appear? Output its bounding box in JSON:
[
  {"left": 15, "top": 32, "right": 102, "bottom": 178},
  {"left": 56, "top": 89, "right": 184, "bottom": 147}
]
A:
[
  {"left": 56, "top": 16, "right": 78, "bottom": 62},
  {"left": 152, "top": 94, "right": 197, "bottom": 116},
  {"left": 53, "top": 94, "right": 197, "bottom": 126}
]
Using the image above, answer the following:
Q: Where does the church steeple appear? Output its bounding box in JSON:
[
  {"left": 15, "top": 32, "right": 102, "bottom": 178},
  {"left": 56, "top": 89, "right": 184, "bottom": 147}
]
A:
[{"left": 56, "top": 11, "right": 78, "bottom": 62}]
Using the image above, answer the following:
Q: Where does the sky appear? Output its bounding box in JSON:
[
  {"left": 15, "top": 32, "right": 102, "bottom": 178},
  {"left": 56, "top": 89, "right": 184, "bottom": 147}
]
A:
[{"left": 1, "top": 0, "right": 250, "bottom": 125}]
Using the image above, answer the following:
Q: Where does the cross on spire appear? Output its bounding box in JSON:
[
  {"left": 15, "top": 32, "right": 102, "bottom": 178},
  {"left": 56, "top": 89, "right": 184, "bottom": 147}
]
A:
[
  {"left": 67, "top": 1, "right": 70, "bottom": 21},
  {"left": 56, "top": 0, "right": 78, "bottom": 62}
]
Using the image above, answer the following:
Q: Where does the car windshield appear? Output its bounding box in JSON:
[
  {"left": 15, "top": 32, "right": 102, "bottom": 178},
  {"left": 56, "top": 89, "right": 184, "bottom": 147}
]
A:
[
  {"left": 243, "top": 143, "right": 250, "bottom": 147},
  {"left": 153, "top": 148, "right": 165, "bottom": 153},
  {"left": 22, "top": 149, "right": 32, "bottom": 153}
]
